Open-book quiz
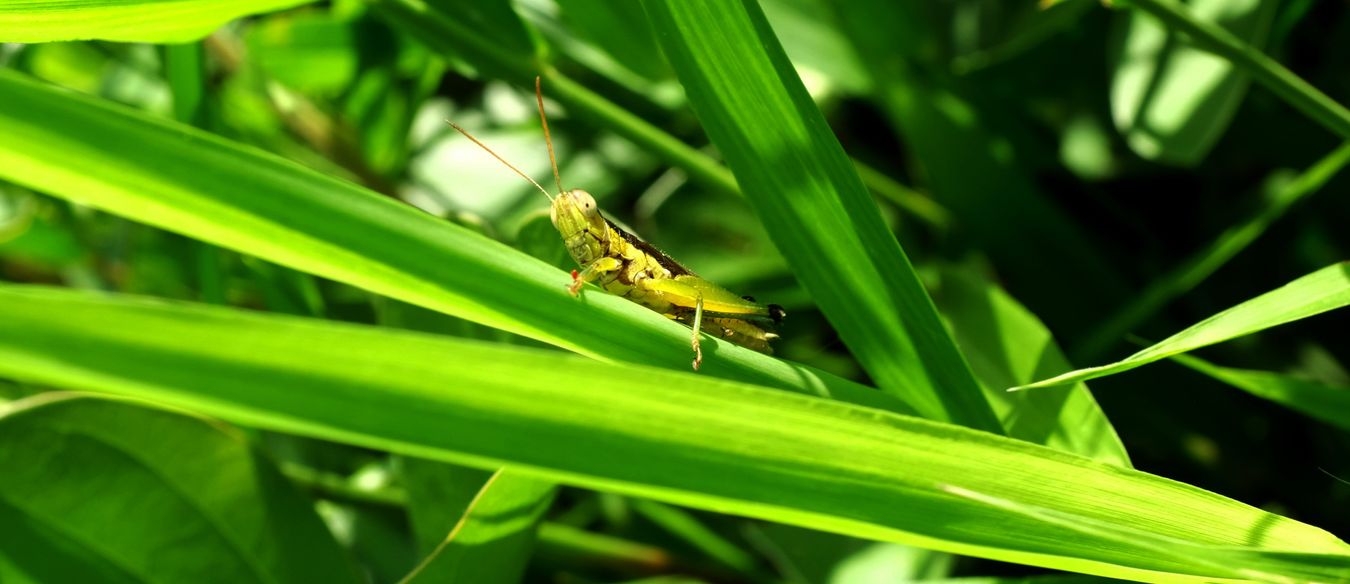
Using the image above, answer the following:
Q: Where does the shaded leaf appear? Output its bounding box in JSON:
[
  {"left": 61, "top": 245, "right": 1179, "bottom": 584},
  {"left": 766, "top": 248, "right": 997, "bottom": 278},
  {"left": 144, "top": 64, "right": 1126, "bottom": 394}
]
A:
[{"left": 1110, "top": 0, "right": 1279, "bottom": 164}]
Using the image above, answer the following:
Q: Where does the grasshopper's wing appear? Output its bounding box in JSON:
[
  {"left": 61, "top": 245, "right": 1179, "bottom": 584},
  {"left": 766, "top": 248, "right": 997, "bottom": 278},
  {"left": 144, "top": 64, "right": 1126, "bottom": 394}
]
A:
[{"left": 644, "top": 275, "right": 773, "bottom": 319}]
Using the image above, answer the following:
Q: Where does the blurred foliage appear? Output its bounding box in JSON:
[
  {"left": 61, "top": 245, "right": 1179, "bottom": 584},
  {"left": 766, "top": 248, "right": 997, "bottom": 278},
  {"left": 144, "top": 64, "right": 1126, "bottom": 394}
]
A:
[{"left": 2, "top": 0, "right": 1349, "bottom": 582}]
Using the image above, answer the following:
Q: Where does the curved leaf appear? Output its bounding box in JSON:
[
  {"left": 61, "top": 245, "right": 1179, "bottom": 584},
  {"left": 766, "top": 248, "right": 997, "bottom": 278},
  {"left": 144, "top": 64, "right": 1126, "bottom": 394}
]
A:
[
  {"left": 1014, "top": 262, "right": 1350, "bottom": 390},
  {"left": 1172, "top": 353, "right": 1350, "bottom": 433}
]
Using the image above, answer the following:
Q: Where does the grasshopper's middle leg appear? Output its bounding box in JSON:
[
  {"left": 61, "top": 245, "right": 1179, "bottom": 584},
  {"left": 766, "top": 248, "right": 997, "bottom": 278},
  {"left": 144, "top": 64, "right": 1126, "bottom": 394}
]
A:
[
  {"left": 636, "top": 275, "right": 707, "bottom": 371},
  {"left": 569, "top": 257, "right": 622, "bottom": 295},
  {"left": 689, "top": 292, "right": 704, "bottom": 371}
]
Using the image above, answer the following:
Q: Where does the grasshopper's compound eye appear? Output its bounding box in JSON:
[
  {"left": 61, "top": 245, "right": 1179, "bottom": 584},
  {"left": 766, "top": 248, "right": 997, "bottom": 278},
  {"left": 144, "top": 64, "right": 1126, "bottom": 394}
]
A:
[{"left": 569, "top": 189, "right": 599, "bottom": 217}]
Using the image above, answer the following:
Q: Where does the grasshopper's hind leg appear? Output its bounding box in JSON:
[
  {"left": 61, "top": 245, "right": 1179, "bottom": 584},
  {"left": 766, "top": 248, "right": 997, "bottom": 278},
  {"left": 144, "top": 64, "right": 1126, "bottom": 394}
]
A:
[{"left": 569, "top": 257, "right": 622, "bottom": 295}]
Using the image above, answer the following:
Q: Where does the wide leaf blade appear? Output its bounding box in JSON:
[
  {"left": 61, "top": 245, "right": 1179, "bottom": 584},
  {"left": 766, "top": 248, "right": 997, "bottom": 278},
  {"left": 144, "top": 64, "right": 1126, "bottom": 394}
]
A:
[{"left": 0, "top": 286, "right": 1347, "bottom": 582}]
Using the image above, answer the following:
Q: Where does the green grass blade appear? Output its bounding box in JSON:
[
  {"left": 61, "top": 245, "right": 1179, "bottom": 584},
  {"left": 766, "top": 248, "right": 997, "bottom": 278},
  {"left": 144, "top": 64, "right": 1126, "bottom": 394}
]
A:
[
  {"left": 1123, "top": 0, "right": 1350, "bottom": 140},
  {"left": 2, "top": 286, "right": 1348, "bottom": 581},
  {"left": 402, "top": 470, "right": 555, "bottom": 584},
  {"left": 1077, "top": 142, "right": 1350, "bottom": 361},
  {"left": 163, "top": 42, "right": 206, "bottom": 125},
  {"left": 0, "top": 69, "right": 901, "bottom": 414},
  {"left": 1015, "top": 262, "right": 1350, "bottom": 390},
  {"left": 830, "top": 1, "right": 1129, "bottom": 342},
  {"left": 629, "top": 500, "right": 759, "bottom": 575},
  {"left": 1171, "top": 353, "right": 1350, "bottom": 433},
  {"left": 0, "top": 394, "right": 360, "bottom": 584},
  {"left": 0, "top": 0, "right": 315, "bottom": 43},
  {"left": 640, "top": 1, "right": 1001, "bottom": 432}
]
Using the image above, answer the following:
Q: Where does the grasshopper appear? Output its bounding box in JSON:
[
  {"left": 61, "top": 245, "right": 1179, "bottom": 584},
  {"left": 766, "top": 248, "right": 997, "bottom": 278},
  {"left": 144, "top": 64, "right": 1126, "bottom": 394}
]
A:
[{"left": 447, "top": 77, "right": 784, "bottom": 370}]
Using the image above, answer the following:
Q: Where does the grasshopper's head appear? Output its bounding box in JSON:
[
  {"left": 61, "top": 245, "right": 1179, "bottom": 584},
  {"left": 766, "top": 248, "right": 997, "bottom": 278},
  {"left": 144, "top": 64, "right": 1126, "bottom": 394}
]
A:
[{"left": 550, "top": 189, "right": 609, "bottom": 264}]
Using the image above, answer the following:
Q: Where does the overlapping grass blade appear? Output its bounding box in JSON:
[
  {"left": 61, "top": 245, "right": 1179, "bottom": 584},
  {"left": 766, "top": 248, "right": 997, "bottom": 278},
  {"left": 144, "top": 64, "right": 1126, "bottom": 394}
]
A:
[
  {"left": 1172, "top": 354, "right": 1350, "bottom": 432},
  {"left": 1123, "top": 0, "right": 1350, "bottom": 140},
  {"left": 1015, "top": 262, "right": 1350, "bottom": 390},
  {"left": 640, "top": 1, "right": 1001, "bottom": 432},
  {"left": 1, "top": 286, "right": 1347, "bottom": 582},
  {"left": 0, "top": 0, "right": 314, "bottom": 43},
  {"left": 1077, "top": 142, "right": 1350, "bottom": 360},
  {"left": 0, "top": 69, "right": 900, "bottom": 414}
]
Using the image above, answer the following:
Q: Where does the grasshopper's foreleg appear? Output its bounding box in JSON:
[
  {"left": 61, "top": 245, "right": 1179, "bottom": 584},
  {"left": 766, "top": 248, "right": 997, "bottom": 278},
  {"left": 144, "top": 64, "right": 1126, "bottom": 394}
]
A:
[{"left": 569, "top": 257, "right": 622, "bottom": 296}]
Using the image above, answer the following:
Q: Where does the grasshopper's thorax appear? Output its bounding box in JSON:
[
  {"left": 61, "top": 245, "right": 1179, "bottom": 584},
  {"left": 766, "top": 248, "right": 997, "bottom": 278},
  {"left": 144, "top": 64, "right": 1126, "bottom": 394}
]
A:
[{"left": 550, "top": 189, "right": 612, "bottom": 265}]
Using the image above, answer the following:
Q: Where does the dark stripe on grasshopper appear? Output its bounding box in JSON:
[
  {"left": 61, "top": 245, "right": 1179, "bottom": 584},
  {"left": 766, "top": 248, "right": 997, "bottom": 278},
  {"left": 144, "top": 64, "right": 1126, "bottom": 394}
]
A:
[{"left": 605, "top": 218, "right": 694, "bottom": 277}]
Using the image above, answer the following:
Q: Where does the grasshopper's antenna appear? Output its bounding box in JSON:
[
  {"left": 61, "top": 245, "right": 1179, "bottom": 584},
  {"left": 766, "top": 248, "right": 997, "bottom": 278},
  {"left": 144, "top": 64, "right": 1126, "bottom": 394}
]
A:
[
  {"left": 535, "top": 76, "right": 565, "bottom": 196},
  {"left": 445, "top": 119, "right": 553, "bottom": 202}
]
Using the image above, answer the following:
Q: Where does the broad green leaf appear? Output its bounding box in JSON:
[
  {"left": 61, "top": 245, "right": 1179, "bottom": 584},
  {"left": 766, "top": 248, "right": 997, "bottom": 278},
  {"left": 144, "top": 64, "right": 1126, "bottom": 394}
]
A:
[
  {"left": 1014, "top": 262, "right": 1350, "bottom": 390},
  {"left": 0, "top": 0, "right": 315, "bottom": 43},
  {"left": 640, "top": 1, "right": 1002, "bottom": 432},
  {"left": 0, "top": 69, "right": 904, "bottom": 415},
  {"left": 1, "top": 287, "right": 1349, "bottom": 582},
  {"left": 933, "top": 266, "right": 1130, "bottom": 467},
  {"left": 1110, "top": 0, "right": 1279, "bottom": 164},
  {"left": 1171, "top": 353, "right": 1350, "bottom": 433},
  {"left": 0, "top": 393, "right": 359, "bottom": 584},
  {"left": 403, "top": 470, "right": 555, "bottom": 584}
]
